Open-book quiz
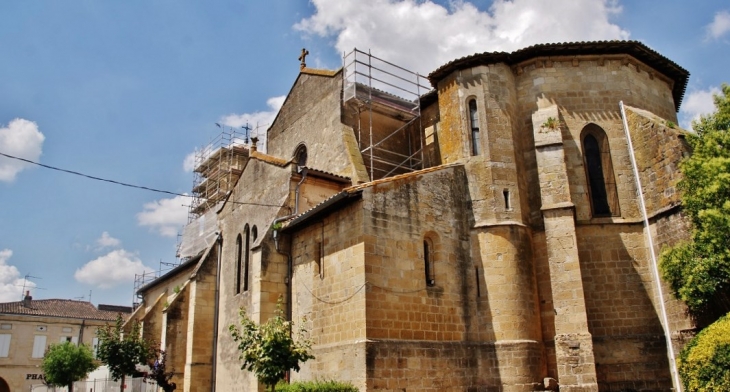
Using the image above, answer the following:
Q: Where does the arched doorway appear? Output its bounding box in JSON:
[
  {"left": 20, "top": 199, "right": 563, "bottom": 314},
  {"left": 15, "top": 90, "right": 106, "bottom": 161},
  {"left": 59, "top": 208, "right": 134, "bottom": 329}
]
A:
[{"left": 0, "top": 376, "right": 10, "bottom": 392}]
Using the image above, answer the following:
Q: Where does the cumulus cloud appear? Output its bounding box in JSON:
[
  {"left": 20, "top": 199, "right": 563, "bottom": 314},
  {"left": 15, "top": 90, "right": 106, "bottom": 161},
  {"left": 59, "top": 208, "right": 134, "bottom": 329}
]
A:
[
  {"left": 680, "top": 86, "right": 722, "bottom": 130},
  {"left": 182, "top": 96, "right": 286, "bottom": 173},
  {"left": 295, "top": 0, "right": 629, "bottom": 75},
  {"left": 217, "top": 95, "right": 286, "bottom": 153},
  {"left": 706, "top": 10, "right": 730, "bottom": 40},
  {"left": 0, "top": 249, "right": 36, "bottom": 302},
  {"left": 74, "top": 249, "right": 154, "bottom": 288},
  {"left": 137, "top": 195, "right": 189, "bottom": 237},
  {"left": 0, "top": 118, "right": 45, "bottom": 182},
  {"left": 96, "top": 232, "right": 121, "bottom": 249},
  {"left": 183, "top": 151, "right": 197, "bottom": 172}
]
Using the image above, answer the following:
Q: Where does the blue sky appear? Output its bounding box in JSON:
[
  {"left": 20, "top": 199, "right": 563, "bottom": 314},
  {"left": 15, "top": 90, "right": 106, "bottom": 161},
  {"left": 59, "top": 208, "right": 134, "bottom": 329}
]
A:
[{"left": 1, "top": 0, "right": 728, "bottom": 307}]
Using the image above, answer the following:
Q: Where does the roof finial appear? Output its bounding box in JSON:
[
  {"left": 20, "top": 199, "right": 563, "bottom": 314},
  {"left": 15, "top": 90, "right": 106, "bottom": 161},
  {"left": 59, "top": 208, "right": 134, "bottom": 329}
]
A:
[{"left": 298, "top": 48, "right": 309, "bottom": 70}]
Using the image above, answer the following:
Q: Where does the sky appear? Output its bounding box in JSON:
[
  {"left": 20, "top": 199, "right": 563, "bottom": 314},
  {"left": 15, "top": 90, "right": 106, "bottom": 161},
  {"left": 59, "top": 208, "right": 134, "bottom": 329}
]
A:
[{"left": 0, "top": 0, "right": 728, "bottom": 307}]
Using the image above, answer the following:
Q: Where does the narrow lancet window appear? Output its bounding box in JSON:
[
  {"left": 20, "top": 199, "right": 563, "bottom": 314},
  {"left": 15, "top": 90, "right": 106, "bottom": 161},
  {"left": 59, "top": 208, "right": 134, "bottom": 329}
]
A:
[
  {"left": 235, "top": 234, "right": 243, "bottom": 294},
  {"left": 582, "top": 125, "right": 620, "bottom": 217},
  {"left": 469, "top": 99, "right": 481, "bottom": 156},
  {"left": 424, "top": 239, "right": 435, "bottom": 286},
  {"left": 244, "top": 225, "right": 251, "bottom": 292}
]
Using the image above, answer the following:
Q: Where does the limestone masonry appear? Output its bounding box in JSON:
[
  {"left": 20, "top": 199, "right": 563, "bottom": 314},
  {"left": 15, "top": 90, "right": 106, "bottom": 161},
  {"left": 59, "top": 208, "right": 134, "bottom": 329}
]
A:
[{"left": 132, "top": 41, "right": 695, "bottom": 392}]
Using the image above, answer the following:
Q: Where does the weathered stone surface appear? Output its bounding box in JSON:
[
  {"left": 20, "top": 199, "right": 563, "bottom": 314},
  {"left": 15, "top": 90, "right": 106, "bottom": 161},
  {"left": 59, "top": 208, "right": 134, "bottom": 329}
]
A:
[{"left": 132, "top": 44, "right": 694, "bottom": 392}]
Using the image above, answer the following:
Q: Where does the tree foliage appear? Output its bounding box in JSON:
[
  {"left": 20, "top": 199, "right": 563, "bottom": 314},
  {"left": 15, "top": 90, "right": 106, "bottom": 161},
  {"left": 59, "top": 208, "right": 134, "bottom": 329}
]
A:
[
  {"left": 678, "top": 312, "right": 730, "bottom": 391},
  {"left": 41, "top": 341, "right": 98, "bottom": 392},
  {"left": 145, "top": 348, "right": 177, "bottom": 392},
  {"left": 229, "top": 299, "right": 314, "bottom": 392},
  {"left": 660, "top": 84, "right": 730, "bottom": 317},
  {"left": 96, "top": 316, "right": 152, "bottom": 391}
]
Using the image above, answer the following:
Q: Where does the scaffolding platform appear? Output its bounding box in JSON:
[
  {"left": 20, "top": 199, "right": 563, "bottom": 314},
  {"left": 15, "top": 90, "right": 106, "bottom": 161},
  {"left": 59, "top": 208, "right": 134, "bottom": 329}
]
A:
[{"left": 343, "top": 49, "right": 432, "bottom": 180}]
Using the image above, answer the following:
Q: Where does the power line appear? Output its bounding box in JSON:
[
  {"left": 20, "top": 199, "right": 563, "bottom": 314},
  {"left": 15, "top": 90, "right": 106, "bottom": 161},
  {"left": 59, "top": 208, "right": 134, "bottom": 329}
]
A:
[{"left": 0, "top": 151, "right": 282, "bottom": 208}]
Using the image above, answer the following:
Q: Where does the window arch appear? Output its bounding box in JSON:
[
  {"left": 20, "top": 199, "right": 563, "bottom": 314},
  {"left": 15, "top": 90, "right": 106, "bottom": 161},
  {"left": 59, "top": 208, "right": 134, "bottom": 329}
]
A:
[
  {"left": 424, "top": 237, "right": 436, "bottom": 286},
  {"left": 235, "top": 234, "right": 243, "bottom": 294},
  {"left": 251, "top": 225, "right": 258, "bottom": 242},
  {"left": 468, "top": 99, "right": 481, "bottom": 156},
  {"left": 294, "top": 144, "right": 308, "bottom": 168},
  {"left": 581, "top": 125, "right": 620, "bottom": 217},
  {"left": 243, "top": 225, "right": 251, "bottom": 292}
]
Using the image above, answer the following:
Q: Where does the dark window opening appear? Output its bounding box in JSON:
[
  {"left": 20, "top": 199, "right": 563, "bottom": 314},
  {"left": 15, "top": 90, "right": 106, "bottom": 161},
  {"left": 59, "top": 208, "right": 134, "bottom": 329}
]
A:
[
  {"left": 469, "top": 100, "right": 480, "bottom": 156},
  {"left": 244, "top": 226, "right": 250, "bottom": 292},
  {"left": 424, "top": 239, "right": 435, "bottom": 286},
  {"left": 235, "top": 234, "right": 242, "bottom": 294},
  {"left": 503, "top": 189, "right": 511, "bottom": 210},
  {"left": 582, "top": 125, "right": 620, "bottom": 217},
  {"left": 295, "top": 145, "right": 308, "bottom": 168}
]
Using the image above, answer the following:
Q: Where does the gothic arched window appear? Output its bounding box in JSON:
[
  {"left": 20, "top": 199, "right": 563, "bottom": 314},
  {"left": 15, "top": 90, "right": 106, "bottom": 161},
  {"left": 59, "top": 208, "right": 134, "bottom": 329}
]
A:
[{"left": 582, "top": 125, "right": 620, "bottom": 217}]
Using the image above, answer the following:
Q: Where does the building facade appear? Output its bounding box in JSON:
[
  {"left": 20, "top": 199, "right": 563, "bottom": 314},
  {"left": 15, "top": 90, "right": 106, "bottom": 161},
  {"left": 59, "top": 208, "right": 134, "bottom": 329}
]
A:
[
  {"left": 136, "top": 41, "right": 695, "bottom": 391},
  {"left": 0, "top": 293, "right": 130, "bottom": 392}
]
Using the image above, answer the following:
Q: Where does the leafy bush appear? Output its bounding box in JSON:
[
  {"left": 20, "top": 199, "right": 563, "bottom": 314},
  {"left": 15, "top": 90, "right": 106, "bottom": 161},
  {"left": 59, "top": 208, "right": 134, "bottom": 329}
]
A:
[
  {"left": 659, "top": 84, "right": 730, "bottom": 318},
  {"left": 275, "top": 380, "right": 358, "bottom": 392},
  {"left": 678, "top": 313, "right": 730, "bottom": 391}
]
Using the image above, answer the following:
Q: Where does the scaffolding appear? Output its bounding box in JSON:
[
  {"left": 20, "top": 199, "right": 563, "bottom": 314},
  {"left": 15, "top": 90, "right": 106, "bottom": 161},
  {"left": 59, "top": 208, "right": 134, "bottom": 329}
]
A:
[
  {"left": 343, "top": 49, "right": 432, "bottom": 180},
  {"left": 188, "top": 126, "right": 251, "bottom": 221}
]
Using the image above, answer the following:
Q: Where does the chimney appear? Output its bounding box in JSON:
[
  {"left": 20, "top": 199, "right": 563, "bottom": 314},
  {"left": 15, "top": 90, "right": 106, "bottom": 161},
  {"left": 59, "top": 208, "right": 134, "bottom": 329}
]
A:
[
  {"left": 23, "top": 291, "right": 32, "bottom": 307},
  {"left": 250, "top": 136, "right": 258, "bottom": 153}
]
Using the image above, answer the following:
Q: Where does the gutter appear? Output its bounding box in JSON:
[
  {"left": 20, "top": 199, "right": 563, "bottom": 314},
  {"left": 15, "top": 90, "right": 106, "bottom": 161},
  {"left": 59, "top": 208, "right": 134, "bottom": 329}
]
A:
[{"left": 620, "top": 101, "right": 681, "bottom": 392}]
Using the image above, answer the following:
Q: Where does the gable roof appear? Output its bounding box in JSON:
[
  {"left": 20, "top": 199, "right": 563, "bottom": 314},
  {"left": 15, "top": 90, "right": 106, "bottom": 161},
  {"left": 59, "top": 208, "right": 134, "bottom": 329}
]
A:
[
  {"left": 428, "top": 40, "right": 689, "bottom": 112},
  {"left": 0, "top": 299, "right": 127, "bottom": 321}
]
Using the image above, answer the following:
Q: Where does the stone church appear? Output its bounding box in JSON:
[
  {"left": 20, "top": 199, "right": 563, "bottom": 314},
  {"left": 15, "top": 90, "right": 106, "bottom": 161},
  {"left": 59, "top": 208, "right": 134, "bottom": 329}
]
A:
[{"left": 130, "top": 40, "right": 695, "bottom": 391}]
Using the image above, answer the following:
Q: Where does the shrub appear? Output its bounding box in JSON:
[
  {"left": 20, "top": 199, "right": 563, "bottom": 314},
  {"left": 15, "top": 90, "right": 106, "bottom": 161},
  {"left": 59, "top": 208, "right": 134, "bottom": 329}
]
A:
[
  {"left": 275, "top": 380, "right": 358, "bottom": 392},
  {"left": 678, "top": 313, "right": 730, "bottom": 391}
]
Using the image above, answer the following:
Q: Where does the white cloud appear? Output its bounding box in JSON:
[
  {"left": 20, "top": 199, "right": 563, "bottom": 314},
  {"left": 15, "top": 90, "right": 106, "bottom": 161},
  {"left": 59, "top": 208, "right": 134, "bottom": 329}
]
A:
[
  {"left": 137, "top": 195, "right": 189, "bottom": 237},
  {"left": 680, "top": 86, "right": 722, "bottom": 130},
  {"left": 706, "top": 10, "right": 730, "bottom": 40},
  {"left": 75, "top": 249, "right": 154, "bottom": 289},
  {"left": 183, "top": 151, "right": 197, "bottom": 172},
  {"left": 218, "top": 95, "right": 286, "bottom": 153},
  {"left": 0, "top": 118, "right": 45, "bottom": 182},
  {"left": 96, "top": 232, "right": 121, "bottom": 249},
  {"left": 295, "top": 0, "right": 629, "bottom": 75},
  {"left": 0, "top": 249, "right": 37, "bottom": 302}
]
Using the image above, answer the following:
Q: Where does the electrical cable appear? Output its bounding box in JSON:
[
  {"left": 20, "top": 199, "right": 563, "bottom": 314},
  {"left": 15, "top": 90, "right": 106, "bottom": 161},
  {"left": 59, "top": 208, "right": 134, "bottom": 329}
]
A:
[{"left": 0, "top": 151, "right": 282, "bottom": 208}]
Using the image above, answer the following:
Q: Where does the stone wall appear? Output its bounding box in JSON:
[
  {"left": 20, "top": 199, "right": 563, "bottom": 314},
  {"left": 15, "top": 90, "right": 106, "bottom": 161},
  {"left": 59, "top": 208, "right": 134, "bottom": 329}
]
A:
[{"left": 290, "top": 202, "right": 368, "bottom": 388}]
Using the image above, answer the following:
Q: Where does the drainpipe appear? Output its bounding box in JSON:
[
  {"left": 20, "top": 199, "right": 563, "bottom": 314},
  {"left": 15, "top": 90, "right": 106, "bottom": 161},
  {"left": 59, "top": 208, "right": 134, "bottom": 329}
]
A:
[
  {"left": 210, "top": 233, "right": 222, "bottom": 392},
  {"left": 273, "top": 167, "right": 308, "bottom": 322},
  {"left": 620, "top": 101, "right": 682, "bottom": 391}
]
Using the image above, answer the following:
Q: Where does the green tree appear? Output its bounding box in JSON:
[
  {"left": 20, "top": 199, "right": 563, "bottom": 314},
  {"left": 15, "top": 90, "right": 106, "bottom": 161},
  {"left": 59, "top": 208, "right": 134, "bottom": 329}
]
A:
[
  {"left": 678, "top": 312, "right": 730, "bottom": 391},
  {"left": 41, "top": 341, "right": 98, "bottom": 392},
  {"left": 229, "top": 298, "right": 314, "bottom": 392},
  {"left": 96, "top": 316, "right": 152, "bottom": 392},
  {"left": 660, "top": 84, "right": 730, "bottom": 318},
  {"left": 145, "top": 348, "right": 177, "bottom": 392}
]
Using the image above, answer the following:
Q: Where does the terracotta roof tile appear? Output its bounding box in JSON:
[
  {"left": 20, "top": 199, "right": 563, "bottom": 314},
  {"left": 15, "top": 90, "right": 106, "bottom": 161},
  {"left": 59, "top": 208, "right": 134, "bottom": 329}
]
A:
[
  {"left": 301, "top": 67, "right": 341, "bottom": 77},
  {"left": 345, "top": 163, "right": 461, "bottom": 192},
  {"left": 427, "top": 40, "right": 689, "bottom": 111},
  {"left": 250, "top": 151, "right": 290, "bottom": 167},
  {"left": 0, "top": 299, "right": 128, "bottom": 321}
]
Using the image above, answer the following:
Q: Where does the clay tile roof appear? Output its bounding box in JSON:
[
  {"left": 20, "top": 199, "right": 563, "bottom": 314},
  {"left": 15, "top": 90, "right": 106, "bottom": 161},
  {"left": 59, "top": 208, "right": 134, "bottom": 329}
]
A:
[
  {"left": 427, "top": 40, "right": 689, "bottom": 112},
  {"left": 305, "top": 167, "right": 352, "bottom": 183},
  {"left": 345, "top": 163, "right": 461, "bottom": 192},
  {"left": 301, "top": 67, "right": 341, "bottom": 77},
  {"left": 250, "top": 151, "right": 290, "bottom": 167},
  {"left": 0, "top": 299, "right": 128, "bottom": 321}
]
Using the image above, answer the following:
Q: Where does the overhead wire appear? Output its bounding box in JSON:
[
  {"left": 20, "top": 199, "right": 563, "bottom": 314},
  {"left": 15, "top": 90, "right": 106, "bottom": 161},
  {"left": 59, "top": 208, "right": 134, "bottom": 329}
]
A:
[{"left": 0, "top": 151, "right": 282, "bottom": 208}]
